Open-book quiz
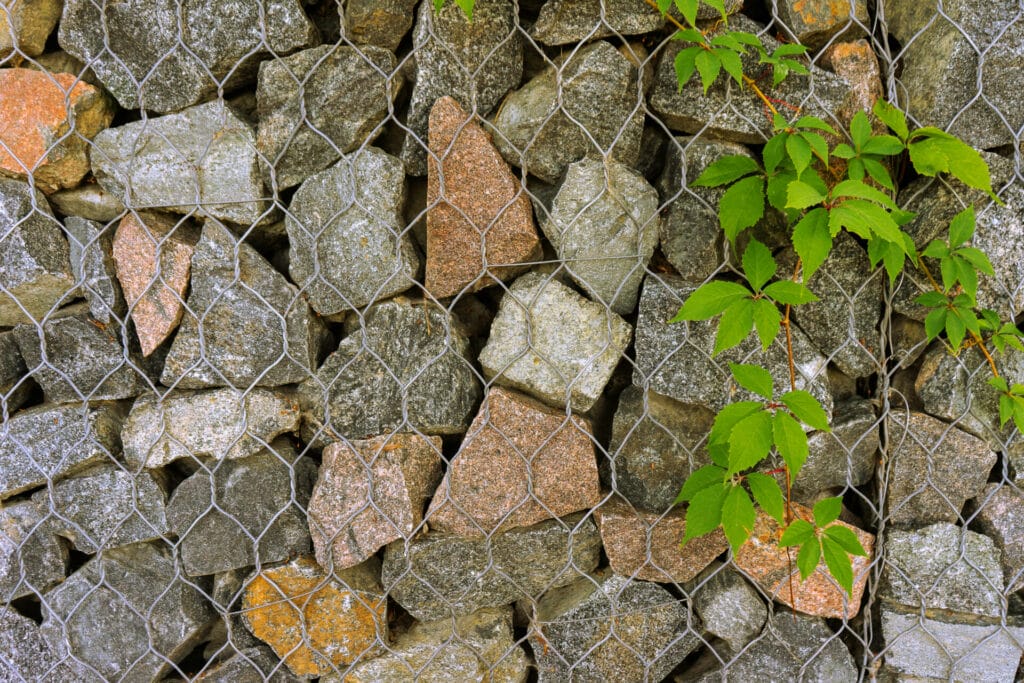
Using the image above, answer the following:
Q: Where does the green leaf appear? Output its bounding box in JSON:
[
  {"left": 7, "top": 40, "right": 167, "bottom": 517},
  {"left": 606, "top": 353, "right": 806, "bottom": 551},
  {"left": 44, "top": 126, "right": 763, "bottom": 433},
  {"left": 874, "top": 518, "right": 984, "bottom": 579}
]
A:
[
  {"left": 766, "top": 171, "right": 796, "bottom": 211},
  {"left": 849, "top": 111, "right": 871, "bottom": 148},
  {"left": 831, "top": 179, "right": 898, "bottom": 210},
  {"left": 786, "top": 133, "right": 812, "bottom": 176},
  {"left": 794, "top": 116, "right": 838, "bottom": 135},
  {"left": 674, "top": 0, "right": 699, "bottom": 24},
  {"left": 786, "top": 180, "right": 826, "bottom": 209},
  {"left": 945, "top": 308, "right": 967, "bottom": 349},
  {"left": 829, "top": 199, "right": 906, "bottom": 245},
  {"left": 915, "top": 291, "right": 948, "bottom": 307},
  {"left": 719, "top": 176, "right": 766, "bottom": 242},
  {"left": 747, "top": 472, "right": 785, "bottom": 524},
  {"left": 710, "top": 401, "right": 764, "bottom": 444},
  {"left": 921, "top": 240, "right": 949, "bottom": 259},
  {"left": 753, "top": 298, "right": 782, "bottom": 350},
  {"left": 674, "top": 46, "right": 703, "bottom": 90},
  {"left": 763, "top": 134, "right": 787, "bottom": 174},
  {"left": 924, "top": 306, "right": 947, "bottom": 342},
  {"left": 763, "top": 280, "right": 819, "bottom": 305},
  {"left": 779, "top": 519, "right": 815, "bottom": 546},
  {"left": 721, "top": 485, "right": 757, "bottom": 552},
  {"left": 695, "top": 49, "right": 722, "bottom": 94},
  {"left": 773, "top": 410, "right": 810, "bottom": 478},
  {"left": 873, "top": 100, "right": 909, "bottom": 141},
  {"left": 860, "top": 135, "right": 905, "bottom": 156},
  {"left": 729, "top": 362, "right": 773, "bottom": 400},
  {"left": 908, "top": 132, "right": 994, "bottom": 197},
  {"left": 716, "top": 47, "right": 744, "bottom": 86},
  {"left": 868, "top": 237, "right": 910, "bottom": 285},
  {"left": 954, "top": 256, "right": 978, "bottom": 297},
  {"left": 714, "top": 298, "right": 755, "bottom": 355},
  {"left": 940, "top": 254, "right": 958, "bottom": 292},
  {"left": 742, "top": 239, "right": 776, "bottom": 292},
  {"left": 832, "top": 143, "right": 856, "bottom": 159},
  {"left": 673, "top": 27, "right": 706, "bottom": 42},
  {"left": 813, "top": 496, "right": 843, "bottom": 526},
  {"left": 846, "top": 157, "right": 865, "bottom": 182},
  {"left": 863, "top": 157, "right": 895, "bottom": 191},
  {"left": 796, "top": 539, "right": 821, "bottom": 580},
  {"left": 727, "top": 410, "right": 774, "bottom": 474},
  {"left": 694, "top": 155, "right": 761, "bottom": 187},
  {"left": 454, "top": 0, "right": 475, "bottom": 18},
  {"left": 956, "top": 247, "right": 994, "bottom": 276},
  {"left": 823, "top": 525, "right": 868, "bottom": 556},
  {"left": 948, "top": 205, "right": 976, "bottom": 249},
  {"left": 670, "top": 280, "right": 752, "bottom": 321},
  {"left": 801, "top": 132, "right": 829, "bottom": 166},
  {"left": 683, "top": 483, "right": 727, "bottom": 541},
  {"left": 434, "top": 0, "right": 445, "bottom": 12},
  {"left": 781, "top": 390, "right": 830, "bottom": 431},
  {"left": 821, "top": 536, "right": 855, "bottom": 596},
  {"left": 657, "top": 0, "right": 673, "bottom": 12},
  {"left": 792, "top": 208, "right": 832, "bottom": 279},
  {"left": 703, "top": 0, "right": 727, "bottom": 20},
  {"left": 676, "top": 464, "right": 727, "bottom": 503},
  {"left": 773, "top": 43, "right": 807, "bottom": 58}
]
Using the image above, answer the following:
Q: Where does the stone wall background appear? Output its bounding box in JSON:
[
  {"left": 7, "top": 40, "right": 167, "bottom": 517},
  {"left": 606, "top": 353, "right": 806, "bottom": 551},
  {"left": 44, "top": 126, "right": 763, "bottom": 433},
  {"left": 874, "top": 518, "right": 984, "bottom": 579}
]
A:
[{"left": 1, "top": 0, "right": 1024, "bottom": 681}]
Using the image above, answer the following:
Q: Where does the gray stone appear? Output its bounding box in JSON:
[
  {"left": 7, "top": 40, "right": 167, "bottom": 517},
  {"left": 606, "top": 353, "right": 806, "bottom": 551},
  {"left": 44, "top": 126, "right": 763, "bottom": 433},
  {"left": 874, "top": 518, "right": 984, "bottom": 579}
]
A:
[
  {"left": 0, "top": 331, "right": 31, "bottom": 413},
  {"left": 65, "top": 216, "right": 126, "bottom": 325},
  {"left": 49, "top": 184, "right": 126, "bottom": 223},
  {"left": 400, "top": 0, "right": 522, "bottom": 176},
  {"left": 0, "top": 402, "right": 124, "bottom": 500},
  {"left": 479, "top": 272, "right": 633, "bottom": 412},
  {"left": 161, "top": 221, "right": 328, "bottom": 389},
  {"left": 530, "top": 572, "right": 701, "bottom": 683},
  {"left": 195, "top": 646, "right": 300, "bottom": 682},
  {"left": 685, "top": 562, "right": 766, "bottom": 654},
  {"left": 122, "top": 387, "right": 300, "bottom": 469},
  {"left": 0, "top": 607, "right": 59, "bottom": 682},
  {"left": 207, "top": 568, "right": 263, "bottom": 657},
  {"left": 530, "top": 0, "right": 672, "bottom": 45},
  {"left": 791, "top": 399, "right": 878, "bottom": 501},
  {"left": 298, "top": 297, "right": 480, "bottom": 445},
  {"left": 341, "top": 0, "right": 417, "bottom": 51},
  {"left": 32, "top": 464, "right": 169, "bottom": 553},
  {"left": 541, "top": 157, "right": 660, "bottom": 314},
  {"left": 286, "top": 148, "right": 419, "bottom": 315},
  {"left": 773, "top": 0, "right": 868, "bottom": 50},
  {"left": 633, "top": 273, "right": 832, "bottom": 415},
  {"left": 887, "top": 0, "right": 1024, "bottom": 149},
  {"left": 606, "top": 385, "right": 714, "bottom": 512},
  {"left": 58, "top": 0, "right": 318, "bottom": 113},
  {"left": 91, "top": 102, "right": 271, "bottom": 226},
  {"left": 166, "top": 441, "right": 315, "bottom": 576},
  {"left": 40, "top": 542, "right": 216, "bottom": 682},
  {"left": 491, "top": 40, "right": 643, "bottom": 184},
  {"left": 0, "top": 178, "right": 75, "bottom": 325},
  {"left": 382, "top": 514, "right": 602, "bottom": 621},
  {"left": 885, "top": 412, "right": 996, "bottom": 526},
  {"left": 970, "top": 484, "right": 1024, "bottom": 592},
  {"left": 0, "top": 500, "right": 67, "bottom": 602},
  {"left": 256, "top": 46, "right": 402, "bottom": 190}
]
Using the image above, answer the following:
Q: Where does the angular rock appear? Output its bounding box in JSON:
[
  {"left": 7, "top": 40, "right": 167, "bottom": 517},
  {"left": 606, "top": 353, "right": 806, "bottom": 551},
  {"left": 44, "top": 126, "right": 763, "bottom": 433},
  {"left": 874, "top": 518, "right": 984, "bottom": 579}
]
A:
[
  {"left": 541, "top": 158, "right": 659, "bottom": 314},
  {"left": 427, "top": 387, "right": 600, "bottom": 536},
  {"left": 91, "top": 101, "right": 271, "bottom": 226},
  {"left": 530, "top": 0, "right": 666, "bottom": 45},
  {"left": 401, "top": 0, "right": 522, "bottom": 176},
  {"left": 166, "top": 442, "right": 315, "bottom": 576},
  {"left": 309, "top": 433, "right": 442, "bottom": 571},
  {"left": 241, "top": 555, "right": 387, "bottom": 677},
  {"left": 40, "top": 542, "right": 216, "bottom": 682},
  {"left": 66, "top": 216, "right": 126, "bottom": 325},
  {"left": 256, "top": 45, "right": 402, "bottom": 189},
  {"left": 0, "top": 607, "right": 59, "bottom": 681},
  {"left": 773, "top": 0, "right": 867, "bottom": 49},
  {"left": 0, "top": 500, "right": 67, "bottom": 602},
  {"left": 58, "top": 0, "right": 318, "bottom": 113},
  {"left": 0, "top": 0, "right": 62, "bottom": 57},
  {"left": 0, "top": 402, "right": 124, "bottom": 500},
  {"left": 595, "top": 498, "right": 727, "bottom": 583},
  {"left": 425, "top": 96, "right": 541, "bottom": 299},
  {"left": 33, "top": 464, "right": 168, "bottom": 553},
  {"left": 820, "top": 39, "right": 885, "bottom": 127},
  {"left": 0, "top": 69, "right": 113, "bottom": 194},
  {"left": 885, "top": 411, "right": 996, "bottom": 526},
  {"left": 286, "top": 147, "right": 419, "bottom": 315},
  {"left": 791, "top": 399, "right": 878, "bottom": 501},
  {"left": 50, "top": 183, "right": 126, "bottom": 222},
  {"left": 0, "top": 178, "right": 75, "bottom": 325},
  {"left": 196, "top": 645, "right": 301, "bottom": 683},
  {"left": 530, "top": 572, "right": 701, "bottom": 683},
  {"left": 341, "top": 0, "right": 417, "bottom": 51},
  {"left": 633, "top": 273, "right": 832, "bottom": 415},
  {"left": 479, "top": 272, "right": 632, "bottom": 412},
  {"left": 382, "top": 514, "right": 602, "bottom": 621},
  {"left": 0, "top": 330, "right": 31, "bottom": 412},
  {"left": 162, "top": 221, "right": 328, "bottom": 388},
  {"left": 492, "top": 40, "right": 643, "bottom": 184},
  {"left": 207, "top": 568, "right": 263, "bottom": 657},
  {"left": 122, "top": 387, "right": 300, "bottom": 469},
  {"left": 298, "top": 297, "right": 479, "bottom": 444},
  {"left": 685, "top": 562, "right": 767, "bottom": 654},
  {"left": 112, "top": 211, "right": 198, "bottom": 356},
  {"left": 734, "top": 504, "right": 873, "bottom": 618},
  {"left": 970, "top": 484, "right": 1024, "bottom": 592}
]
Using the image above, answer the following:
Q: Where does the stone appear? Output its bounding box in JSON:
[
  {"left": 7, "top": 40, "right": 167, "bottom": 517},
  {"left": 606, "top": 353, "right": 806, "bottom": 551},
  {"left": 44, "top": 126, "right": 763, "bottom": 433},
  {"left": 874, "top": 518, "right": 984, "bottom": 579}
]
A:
[
  {"left": 633, "top": 273, "right": 832, "bottom": 415},
  {"left": 49, "top": 184, "right": 126, "bottom": 222},
  {"left": 286, "top": 147, "right": 419, "bottom": 315},
  {"left": 885, "top": 411, "right": 996, "bottom": 526},
  {"left": 122, "top": 387, "right": 300, "bottom": 469},
  {"left": 819, "top": 39, "right": 885, "bottom": 127},
  {"left": 112, "top": 211, "right": 198, "bottom": 356},
  {"left": 0, "top": 500, "right": 67, "bottom": 602},
  {"left": 791, "top": 400, "right": 878, "bottom": 501},
  {"left": 685, "top": 562, "right": 767, "bottom": 653},
  {"left": 773, "top": 0, "right": 867, "bottom": 50},
  {"left": 309, "top": 433, "right": 442, "bottom": 571},
  {"left": 341, "top": 0, "right": 418, "bottom": 51},
  {"left": 479, "top": 272, "right": 633, "bottom": 413},
  {"left": 529, "top": 572, "right": 701, "bottom": 683},
  {"left": 970, "top": 484, "right": 1024, "bottom": 592},
  {"left": 649, "top": 15, "right": 851, "bottom": 144},
  {"left": 166, "top": 442, "right": 315, "bottom": 576},
  {"left": 0, "top": 178, "right": 75, "bottom": 325},
  {"left": 0, "top": 0, "right": 61, "bottom": 57},
  {"left": 339, "top": 607, "right": 529, "bottom": 683},
  {"left": 66, "top": 216, "right": 126, "bottom": 325},
  {"left": 382, "top": 514, "right": 602, "bottom": 622},
  {"left": 58, "top": 0, "right": 318, "bottom": 113},
  {"left": 606, "top": 385, "right": 715, "bottom": 512},
  {"left": 734, "top": 504, "right": 874, "bottom": 619},
  {"left": 162, "top": 221, "right": 328, "bottom": 389},
  {"left": 241, "top": 555, "right": 387, "bottom": 677},
  {"left": 427, "top": 386, "right": 600, "bottom": 536},
  {"left": 0, "top": 607, "right": 59, "bottom": 681},
  {"left": 32, "top": 464, "right": 169, "bottom": 553},
  {"left": 886, "top": 0, "right": 1024, "bottom": 149},
  {"left": 40, "top": 542, "right": 215, "bottom": 682},
  {"left": 425, "top": 96, "right": 541, "bottom": 299},
  {"left": 195, "top": 645, "right": 301, "bottom": 683},
  {"left": 256, "top": 45, "right": 402, "bottom": 189},
  {"left": 401, "top": 0, "right": 522, "bottom": 176},
  {"left": 91, "top": 102, "right": 272, "bottom": 226},
  {"left": 541, "top": 158, "right": 660, "bottom": 314},
  {"left": 530, "top": 0, "right": 666, "bottom": 45},
  {"left": 0, "top": 330, "right": 31, "bottom": 412},
  {"left": 298, "top": 297, "right": 480, "bottom": 445},
  {"left": 0, "top": 402, "right": 124, "bottom": 500},
  {"left": 595, "top": 498, "right": 727, "bottom": 583},
  {"left": 0, "top": 69, "right": 113, "bottom": 193},
  {"left": 491, "top": 40, "right": 643, "bottom": 184},
  {"left": 207, "top": 568, "right": 263, "bottom": 657}
]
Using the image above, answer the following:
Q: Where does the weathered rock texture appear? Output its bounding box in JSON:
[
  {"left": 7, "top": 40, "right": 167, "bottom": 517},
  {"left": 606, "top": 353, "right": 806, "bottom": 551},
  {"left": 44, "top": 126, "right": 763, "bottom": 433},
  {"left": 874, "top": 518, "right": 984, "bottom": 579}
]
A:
[
  {"left": 0, "top": 0, "right": 62, "bottom": 57},
  {"left": 66, "top": 216, "right": 125, "bottom": 325},
  {"left": 0, "top": 500, "right": 67, "bottom": 601}
]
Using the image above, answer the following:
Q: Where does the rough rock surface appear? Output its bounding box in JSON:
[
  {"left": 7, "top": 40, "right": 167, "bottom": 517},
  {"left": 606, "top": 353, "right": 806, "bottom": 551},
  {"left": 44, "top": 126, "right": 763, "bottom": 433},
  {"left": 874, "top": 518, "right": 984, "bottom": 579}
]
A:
[
  {"left": 820, "top": 39, "right": 886, "bottom": 129},
  {"left": 530, "top": 0, "right": 666, "bottom": 45},
  {"left": 791, "top": 400, "right": 878, "bottom": 501},
  {"left": 970, "top": 484, "right": 1024, "bottom": 591},
  {"left": 195, "top": 645, "right": 302, "bottom": 683},
  {"left": 50, "top": 183, "right": 126, "bottom": 223},
  {"left": 309, "top": 433, "right": 443, "bottom": 571},
  {"left": 479, "top": 272, "right": 633, "bottom": 413},
  {"left": 426, "top": 386, "right": 600, "bottom": 536},
  {"left": 0, "top": 330, "right": 31, "bottom": 412},
  {"left": 773, "top": 0, "right": 868, "bottom": 49},
  {"left": 0, "top": 606, "right": 60, "bottom": 680},
  {"left": 0, "top": 0, "right": 62, "bottom": 57},
  {"left": 685, "top": 562, "right": 767, "bottom": 654},
  {"left": 341, "top": 0, "right": 418, "bottom": 51},
  {"left": 0, "top": 500, "right": 67, "bottom": 601},
  {"left": 66, "top": 216, "right": 125, "bottom": 325},
  {"left": 286, "top": 147, "right": 419, "bottom": 315}
]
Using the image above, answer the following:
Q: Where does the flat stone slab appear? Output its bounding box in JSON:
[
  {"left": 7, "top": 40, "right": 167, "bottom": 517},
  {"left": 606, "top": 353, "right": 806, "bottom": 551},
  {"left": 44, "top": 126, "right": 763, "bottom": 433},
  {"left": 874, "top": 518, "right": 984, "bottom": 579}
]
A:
[
  {"left": 530, "top": 0, "right": 666, "bottom": 45},
  {"left": 0, "top": 500, "right": 67, "bottom": 602},
  {"left": 66, "top": 216, "right": 125, "bottom": 326},
  {"left": 50, "top": 183, "right": 126, "bottom": 222},
  {"left": 685, "top": 562, "right": 767, "bottom": 654}
]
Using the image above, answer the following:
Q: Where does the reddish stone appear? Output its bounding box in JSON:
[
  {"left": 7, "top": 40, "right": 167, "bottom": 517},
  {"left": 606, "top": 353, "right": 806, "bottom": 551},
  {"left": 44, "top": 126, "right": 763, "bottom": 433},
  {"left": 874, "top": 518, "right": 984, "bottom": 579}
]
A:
[
  {"left": 426, "top": 96, "right": 541, "bottom": 298},
  {"left": 112, "top": 212, "right": 199, "bottom": 356},
  {"left": 734, "top": 504, "right": 874, "bottom": 619},
  {"left": 0, "top": 69, "right": 113, "bottom": 192},
  {"left": 595, "top": 498, "right": 728, "bottom": 583},
  {"left": 822, "top": 40, "right": 886, "bottom": 129},
  {"left": 309, "top": 433, "right": 443, "bottom": 571},
  {"left": 426, "top": 386, "right": 600, "bottom": 536},
  {"left": 776, "top": 0, "right": 868, "bottom": 49}
]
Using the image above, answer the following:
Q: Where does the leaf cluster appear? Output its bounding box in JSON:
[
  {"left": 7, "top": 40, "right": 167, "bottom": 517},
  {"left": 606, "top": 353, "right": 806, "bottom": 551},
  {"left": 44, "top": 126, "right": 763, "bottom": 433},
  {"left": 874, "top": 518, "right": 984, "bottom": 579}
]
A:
[{"left": 778, "top": 498, "right": 868, "bottom": 594}]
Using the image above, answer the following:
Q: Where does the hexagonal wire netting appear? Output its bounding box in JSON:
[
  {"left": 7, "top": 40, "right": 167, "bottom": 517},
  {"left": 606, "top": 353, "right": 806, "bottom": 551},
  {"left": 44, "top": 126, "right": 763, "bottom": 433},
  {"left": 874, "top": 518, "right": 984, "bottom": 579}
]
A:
[{"left": 1, "top": 0, "right": 1023, "bottom": 680}]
